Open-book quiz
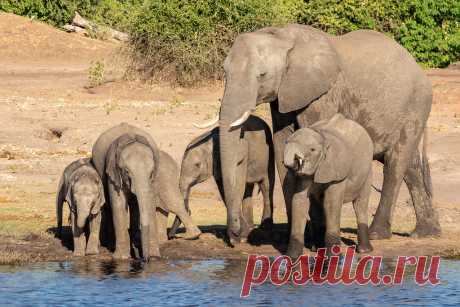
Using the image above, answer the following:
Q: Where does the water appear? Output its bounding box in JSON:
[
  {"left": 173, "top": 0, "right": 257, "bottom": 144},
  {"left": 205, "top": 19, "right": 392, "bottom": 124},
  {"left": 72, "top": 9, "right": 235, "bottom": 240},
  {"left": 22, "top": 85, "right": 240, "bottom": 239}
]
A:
[{"left": 0, "top": 258, "right": 459, "bottom": 306}]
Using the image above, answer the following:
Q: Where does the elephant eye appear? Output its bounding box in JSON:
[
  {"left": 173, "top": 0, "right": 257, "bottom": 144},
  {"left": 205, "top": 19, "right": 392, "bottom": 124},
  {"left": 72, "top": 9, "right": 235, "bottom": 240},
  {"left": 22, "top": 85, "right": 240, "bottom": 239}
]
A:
[
  {"left": 310, "top": 148, "right": 316, "bottom": 152},
  {"left": 259, "top": 72, "right": 267, "bottom": 78},
  {"left": 194, "top": 162, "right": 200, "bottom": 168}
]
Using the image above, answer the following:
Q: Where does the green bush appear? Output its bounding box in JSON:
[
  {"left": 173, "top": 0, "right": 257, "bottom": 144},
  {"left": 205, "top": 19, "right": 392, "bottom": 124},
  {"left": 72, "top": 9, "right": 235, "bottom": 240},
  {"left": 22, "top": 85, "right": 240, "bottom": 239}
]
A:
[
  {"left": 0, "top": 0, "right": 75, "bottom": 26},
  {"left": 1, "top": 0, "right": 459, "bottom": 83},
  {"left": 300, "top": 0, "right": 460, "bottom": 68},
  {"left": 128, "top": 0, "right": 302, "bottom": 85},
  {"left": 0, "top": 0, "right": 142, "bottom": 29}
]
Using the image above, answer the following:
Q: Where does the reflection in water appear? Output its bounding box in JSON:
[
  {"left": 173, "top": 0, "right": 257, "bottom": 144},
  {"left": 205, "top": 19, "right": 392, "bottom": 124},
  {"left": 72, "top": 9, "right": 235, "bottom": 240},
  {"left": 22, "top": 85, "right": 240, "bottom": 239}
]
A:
[{"left": 0, "top": 258, "right": 458, "bottom": 306}]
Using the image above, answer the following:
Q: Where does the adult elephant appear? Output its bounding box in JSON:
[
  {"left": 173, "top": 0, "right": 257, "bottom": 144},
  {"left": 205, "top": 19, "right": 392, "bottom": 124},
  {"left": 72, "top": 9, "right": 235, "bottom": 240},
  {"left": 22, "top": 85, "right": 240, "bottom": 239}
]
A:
[{"left": 200, "top": 24, "right": 441, "bottom": 245}]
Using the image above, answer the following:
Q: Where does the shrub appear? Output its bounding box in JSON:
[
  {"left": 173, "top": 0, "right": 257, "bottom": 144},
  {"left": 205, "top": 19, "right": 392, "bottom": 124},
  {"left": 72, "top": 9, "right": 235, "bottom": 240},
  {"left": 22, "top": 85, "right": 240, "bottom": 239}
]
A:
[
  {"left": 128, "top": 0, "right": 303, "bottom": 85},
  {"left": 300, "top": 0, "right": 460, "bottom": 68},
  {"left": 0, "top": 0, "right": 75, "bottom": 26},
  {"left": 2, "top": 0, "right": 459, "bottom": 82}
]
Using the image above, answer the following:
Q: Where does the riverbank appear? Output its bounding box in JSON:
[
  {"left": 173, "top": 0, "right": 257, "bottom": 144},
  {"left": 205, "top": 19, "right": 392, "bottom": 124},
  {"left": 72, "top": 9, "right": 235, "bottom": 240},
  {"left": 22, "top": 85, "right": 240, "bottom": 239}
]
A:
[{"left": 1, "top": 13, "right": 460, "bottom": 265}]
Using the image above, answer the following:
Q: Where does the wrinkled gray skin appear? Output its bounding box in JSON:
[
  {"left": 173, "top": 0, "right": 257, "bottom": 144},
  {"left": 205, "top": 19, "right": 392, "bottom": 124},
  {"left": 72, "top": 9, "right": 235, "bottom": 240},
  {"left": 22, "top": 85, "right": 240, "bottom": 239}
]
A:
[
  {"left": 217, "top": 24, "right": 440, "bottom": 243},
  {"left": 284, "top": 114, "right": 373, "bottom": 258},
  {"left": 56, "top": 158, "right": 105, "bottom": 256},
  {"left": 173, "top": 115, "right": 274, "bottom": 242},
  {"left": 154, "top": 150, "right": 201, "bottom": 242},
  {"left": 92, "top": 123, "right": 161, "bottom": 261}
]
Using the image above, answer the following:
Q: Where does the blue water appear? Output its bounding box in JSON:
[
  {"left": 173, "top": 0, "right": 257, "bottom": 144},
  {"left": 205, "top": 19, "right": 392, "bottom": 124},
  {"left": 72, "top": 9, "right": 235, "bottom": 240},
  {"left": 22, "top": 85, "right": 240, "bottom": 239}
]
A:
[{"left": 0, "top": 258, "right": 459, "bottom": 306}]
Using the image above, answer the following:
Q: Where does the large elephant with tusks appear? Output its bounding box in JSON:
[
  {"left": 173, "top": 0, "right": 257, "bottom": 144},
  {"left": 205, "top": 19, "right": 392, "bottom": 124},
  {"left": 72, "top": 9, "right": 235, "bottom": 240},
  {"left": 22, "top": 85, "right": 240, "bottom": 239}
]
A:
[{"left": 196, "top": 24, "right": 441, "bottom": 250}]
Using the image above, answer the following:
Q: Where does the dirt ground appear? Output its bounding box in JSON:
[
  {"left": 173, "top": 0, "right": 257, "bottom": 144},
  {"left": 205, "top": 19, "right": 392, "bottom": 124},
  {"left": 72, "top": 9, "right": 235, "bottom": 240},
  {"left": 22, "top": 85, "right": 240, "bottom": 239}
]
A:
[{"left": 1, "top": 13, "right": 460, "bottom": 264}]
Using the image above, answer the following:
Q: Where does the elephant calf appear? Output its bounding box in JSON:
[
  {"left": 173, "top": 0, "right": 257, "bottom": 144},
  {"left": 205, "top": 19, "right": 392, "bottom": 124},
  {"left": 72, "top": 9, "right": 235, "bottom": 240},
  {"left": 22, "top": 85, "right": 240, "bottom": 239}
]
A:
[
  {"left": 172, "top": 115, "right": 275, "bottom": 242},
  {"left": 56, "top": 158, "right": 105, "bottom": 256},
  {"left": 284, "top": 114, "right": 374, "bottom": 258},
  {"left": 155, "top": 150, "right": 202, "bottom": 242},
  {"left": 92, "top": 123, "right": 200, "bottom": 261}
]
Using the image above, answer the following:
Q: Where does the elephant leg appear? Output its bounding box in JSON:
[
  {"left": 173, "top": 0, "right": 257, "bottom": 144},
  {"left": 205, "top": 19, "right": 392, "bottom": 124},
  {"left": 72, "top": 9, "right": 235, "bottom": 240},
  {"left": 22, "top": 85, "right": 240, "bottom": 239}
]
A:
[
  {"left": 404, "top": 149, "right": 441, "bottom": 237},
  {"left": 160, "top": 188, "right": 201, "bottom": 240},
  {"left": 240, "top": 183, "right": 255, "bottom": 242},
  {"left": 352, "top": 173, "right": 373, "bottom": 253},
  {"left": 71, "top": 212, "right": 86, "bottom": 257},
  {"left": 155, "top": 206, "right": 169, "bottom": 244},
  {"left": 323, "top": 183, "right": 345, "bottom": 253},
  {"left": 270, "top": 101, "right": 296, "bottom": 228},
  {"left": 369, "top": 126, "right": 420, "bottom": 240},
  {"left": 309, "top": 194, "right": 325, "bottom": 251},
  {"left": 108, "top": 183, "right": 130, "bottom": 260},
  {"left": 286, "top": 180, "right": 310, "bottom": 259},
  {"left": 86, "top": 212, "right": 101, "bottom": 255},
  {"left": 258, "top": 176, "right": 274, "bottom": 230}
]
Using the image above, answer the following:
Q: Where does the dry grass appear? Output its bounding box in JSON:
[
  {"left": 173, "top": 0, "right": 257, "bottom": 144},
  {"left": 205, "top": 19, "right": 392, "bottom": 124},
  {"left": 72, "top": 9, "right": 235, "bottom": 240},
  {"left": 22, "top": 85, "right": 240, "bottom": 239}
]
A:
[{"left": 0, "top": 248, "right": 32, "bottom": 265}]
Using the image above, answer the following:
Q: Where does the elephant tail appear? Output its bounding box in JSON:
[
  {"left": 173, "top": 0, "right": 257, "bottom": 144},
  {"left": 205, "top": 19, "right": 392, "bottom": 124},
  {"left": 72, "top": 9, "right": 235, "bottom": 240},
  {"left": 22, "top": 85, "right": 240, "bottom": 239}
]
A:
[
  {"left": 56, "top": 173, "right": 66, "bottom": 238},
  {"left": 421, "top": 129, "right": 433, "bottom": 199}
]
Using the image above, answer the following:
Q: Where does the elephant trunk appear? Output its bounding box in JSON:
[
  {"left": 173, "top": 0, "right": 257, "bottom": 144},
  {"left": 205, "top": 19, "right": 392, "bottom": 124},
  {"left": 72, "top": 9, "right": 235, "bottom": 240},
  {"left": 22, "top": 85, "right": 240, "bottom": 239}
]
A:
[
  {"left": 218, "top": 82, "right": 257, "bottom": 242},
  {"left": 135, "top": 185, "right": 153, "bottom": 262},
  {"left": 219, "top": 124, "right": 242, "bottom": 240},
  {"left": 77, "top": 203, "right": 91, "bottom": 229},
  {"left": 283, "top": 143, "right": 301, "bottom": 171},
  {"left": 168, "top": 184, "right": 191, "bottom": 238}
]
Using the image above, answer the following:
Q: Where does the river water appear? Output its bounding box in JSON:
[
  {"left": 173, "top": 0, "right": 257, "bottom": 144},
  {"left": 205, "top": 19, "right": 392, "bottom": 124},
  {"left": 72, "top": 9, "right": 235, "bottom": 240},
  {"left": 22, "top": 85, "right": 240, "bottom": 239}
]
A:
[{"left": 0, "top": 258, "right": 459, "bottom": 306}]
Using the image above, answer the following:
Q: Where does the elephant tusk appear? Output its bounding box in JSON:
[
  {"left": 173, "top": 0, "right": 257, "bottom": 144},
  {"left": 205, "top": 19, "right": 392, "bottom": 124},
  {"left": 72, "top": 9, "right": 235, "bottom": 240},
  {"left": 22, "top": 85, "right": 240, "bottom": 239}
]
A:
[
  {"left": 193, "top": 115, "right": 219, "bottom": 129},
  {"left": 229, "top": 110, "right": 251, "bottom": 128}
]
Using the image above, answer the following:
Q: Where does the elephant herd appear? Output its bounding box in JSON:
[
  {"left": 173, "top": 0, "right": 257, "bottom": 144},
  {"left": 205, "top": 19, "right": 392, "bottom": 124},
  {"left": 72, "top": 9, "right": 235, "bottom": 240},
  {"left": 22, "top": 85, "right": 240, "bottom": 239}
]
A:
[{"left": 56, "top": 24, "right": 442, "bottom": 261}]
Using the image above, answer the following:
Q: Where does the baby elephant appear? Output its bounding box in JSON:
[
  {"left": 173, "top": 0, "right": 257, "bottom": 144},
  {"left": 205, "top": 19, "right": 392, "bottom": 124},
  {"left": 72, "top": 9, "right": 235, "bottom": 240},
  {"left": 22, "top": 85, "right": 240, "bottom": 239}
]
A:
[
  {"left": 172, "top": 115, "right": 274, "bottom": 242},
  {"left": 155, "top": 149, "right": 202, "bottom": 242},
  {"left": 56, "top": 158, "right": 105, "bottom": 256},
  {"left": 284, "top": 114, "right": 374, "bottom": 258}
]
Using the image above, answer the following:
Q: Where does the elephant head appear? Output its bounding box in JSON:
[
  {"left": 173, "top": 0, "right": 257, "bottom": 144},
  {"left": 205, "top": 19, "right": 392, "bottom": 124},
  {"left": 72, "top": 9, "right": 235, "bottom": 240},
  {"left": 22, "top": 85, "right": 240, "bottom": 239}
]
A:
[
  {"left": 179, "top": 129, "right": 216, "bottom": 199},
  {"left": 68, "top": 171, "right": 105, "bottom": 229},
  {"left": 213, "top": 24, "right": 341, "bottom": 238},
  {"left": 106, "top": 134, "right": 158, "bottom": 261},
  {"left": 284, "top": 128, "right": 351, "bottom": 183}
]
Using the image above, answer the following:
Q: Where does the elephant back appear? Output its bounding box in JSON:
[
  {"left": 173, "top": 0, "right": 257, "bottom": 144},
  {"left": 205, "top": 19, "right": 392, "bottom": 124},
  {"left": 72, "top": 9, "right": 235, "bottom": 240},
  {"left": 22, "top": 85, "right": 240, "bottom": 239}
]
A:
[
  {"left": 157, "top": 151, "right": 180, "bottom": 185},
  {"left": 91, "top": 123, "right": 159, "bottom": 181}
]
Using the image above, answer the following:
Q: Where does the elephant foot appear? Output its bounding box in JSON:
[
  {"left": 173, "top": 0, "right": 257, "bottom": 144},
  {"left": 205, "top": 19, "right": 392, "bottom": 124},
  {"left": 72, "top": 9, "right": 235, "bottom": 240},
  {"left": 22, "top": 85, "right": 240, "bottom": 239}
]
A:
[
  {"left": 356, "top": 223, "right": 373, "bottom": 253},
  {"left": 410, "top": 221, "right": 441, "bottom": 238},
  {"left": 286, "top": 238, "right": 304, "bottom": 259},
  {"left": 73, "top": 250, "right": 85, "bottom": 257},
  {"left": 357, "top": 243, "right": 373, "bottom": 254},
  {"left": 368, "top": 223, "right": 392, "bottom": 240},
  {"left": 113, "top": 249, "right": 130, "bottom": 260},
  {"left": 183, "top": 227, "right": 201, "bottom": 240},
  {"left": 149, "top": 246, "right": 161, "bottom": 258},
  {"left": 85, "top": 246, "right": 100, "bottom": 255}
]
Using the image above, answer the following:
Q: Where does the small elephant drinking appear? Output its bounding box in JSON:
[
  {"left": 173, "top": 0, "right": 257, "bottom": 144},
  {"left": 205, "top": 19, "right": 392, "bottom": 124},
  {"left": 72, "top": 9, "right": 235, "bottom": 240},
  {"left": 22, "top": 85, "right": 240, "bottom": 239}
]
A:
[
  {"left": 174, "top": 115, "right": 275, "bottom": 242},
  {"left": 56, "top": 158, "right": 105, "bottom": 256},
  {"left": 155, "top": 149, "right": 202, "bottom": 242},
  {"left": 283, "top": 114, "right": 374, "bottom": 258},
  {"left": 92, "top": 124, "right": 162, "bottom": 261},
  {"left": 92, "top": 123, "right": 200, "bottom": 261}
]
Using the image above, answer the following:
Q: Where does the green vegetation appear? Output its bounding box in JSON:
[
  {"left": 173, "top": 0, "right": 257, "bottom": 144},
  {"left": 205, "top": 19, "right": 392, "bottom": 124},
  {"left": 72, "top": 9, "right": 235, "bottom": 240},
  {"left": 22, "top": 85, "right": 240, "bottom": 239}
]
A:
[
  {"left": 128, "top": 0, "right": 302, "bottom": 84},
  {"left": 1, "top": 0, "right": 459, "bottom": 83},
  {"left": 88, "top": 60, "right": 105, "bottom": 87},
  {"left": 301, "top": 0, "right": 460, "bottom": 68}
]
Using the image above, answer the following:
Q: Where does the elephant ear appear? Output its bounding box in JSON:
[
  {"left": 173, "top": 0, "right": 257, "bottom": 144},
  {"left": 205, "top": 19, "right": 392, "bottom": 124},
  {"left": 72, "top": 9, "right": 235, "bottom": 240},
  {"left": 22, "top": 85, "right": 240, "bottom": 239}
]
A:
[
  {"left": 314, "top": 131, "right": 352, "bottom": 184},
  {"left": 106, "top": 142, "right": 122, "bottom": 192},
  {"left": 278, "top": 29, "right": 340, "bottom": 114},
  {"left": 65, "top": 184, "right": 75, "bottom": 214},
  {"left": 92, "top": 183, "right": 105, "bottom": 215}
]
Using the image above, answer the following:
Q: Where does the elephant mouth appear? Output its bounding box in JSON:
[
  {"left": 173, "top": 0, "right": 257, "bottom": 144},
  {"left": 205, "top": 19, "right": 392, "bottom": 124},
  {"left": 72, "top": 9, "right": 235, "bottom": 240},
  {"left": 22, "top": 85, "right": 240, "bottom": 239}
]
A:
[{"left": 294, "top": 156, "right": 315, "bottom": 176}]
